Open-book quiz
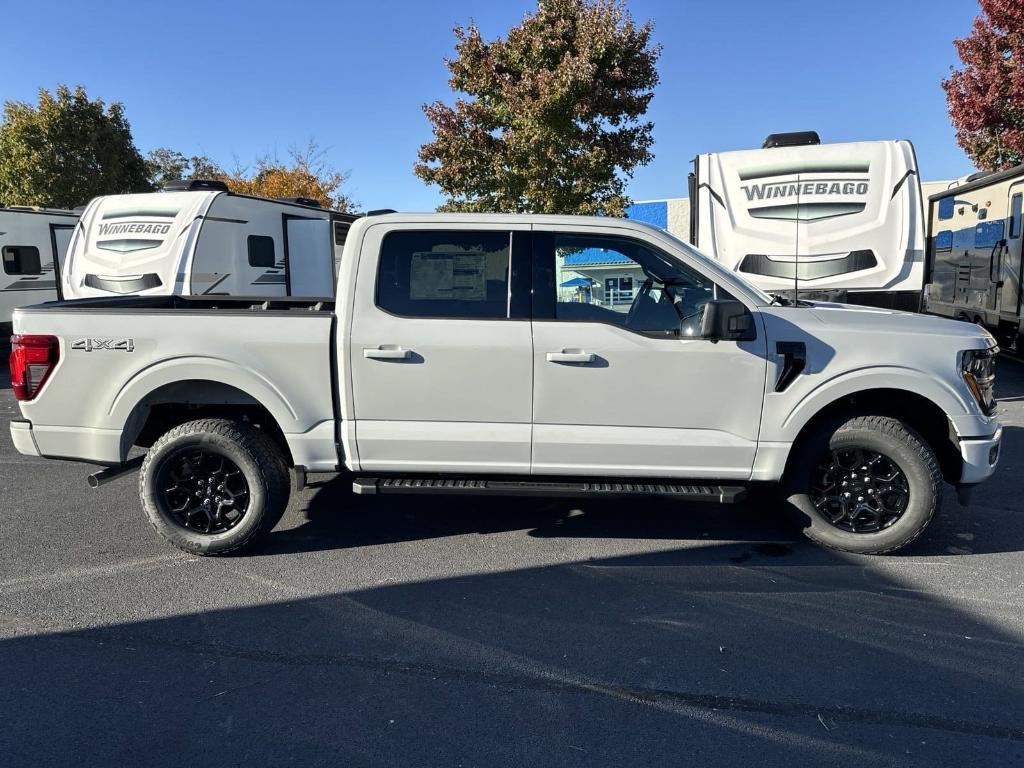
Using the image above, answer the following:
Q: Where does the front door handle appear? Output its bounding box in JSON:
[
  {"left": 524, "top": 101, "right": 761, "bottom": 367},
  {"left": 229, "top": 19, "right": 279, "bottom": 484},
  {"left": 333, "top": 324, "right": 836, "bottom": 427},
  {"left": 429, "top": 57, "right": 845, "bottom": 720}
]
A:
[
  {"left": 546, "top": 350, "right": 594, "bottom": 364},
  {"left": 363, "top": 346, "right": 412, "bottom": 360}
]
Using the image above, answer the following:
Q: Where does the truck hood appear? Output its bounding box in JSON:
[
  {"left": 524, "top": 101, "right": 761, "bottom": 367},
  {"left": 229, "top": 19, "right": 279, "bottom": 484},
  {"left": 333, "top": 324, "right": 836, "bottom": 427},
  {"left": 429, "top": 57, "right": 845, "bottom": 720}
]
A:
[{"left": 798, "top": 301, "right": 996, "bottom": 346}]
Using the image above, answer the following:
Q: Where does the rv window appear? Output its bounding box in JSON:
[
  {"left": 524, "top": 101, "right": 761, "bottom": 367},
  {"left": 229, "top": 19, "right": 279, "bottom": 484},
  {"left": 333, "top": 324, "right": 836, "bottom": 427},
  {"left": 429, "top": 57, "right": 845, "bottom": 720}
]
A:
[
  {"left": 1011, "top": 194, "right": 1022, "bottom": 239},
  {"left": 376, "top": 230, "right": 512, "bottom": 319},
  {"left": 247, "top": 236, "right": 276, "bottom": 268},
  {"left": 937, "top": 197, "right": 955, "bottom": 221},
  {"left": 2, "top": 245, "right": 41, "bottom": 275}
]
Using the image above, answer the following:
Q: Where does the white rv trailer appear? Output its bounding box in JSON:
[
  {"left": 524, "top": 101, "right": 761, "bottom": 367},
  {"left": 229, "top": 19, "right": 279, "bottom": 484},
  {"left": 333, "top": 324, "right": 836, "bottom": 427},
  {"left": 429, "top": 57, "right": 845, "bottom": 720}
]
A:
[
  {"left": 0, "top": 207, "right": 79, "bottom": 333},
  {"left": 922, "top": 163, "right": 1024, "bottom": 350},
  {"left": 63, "top": 179, "right": 358, "bottom": 299},
  {"left": 689, "top": 133, "right": 926, "bottom": 310}
]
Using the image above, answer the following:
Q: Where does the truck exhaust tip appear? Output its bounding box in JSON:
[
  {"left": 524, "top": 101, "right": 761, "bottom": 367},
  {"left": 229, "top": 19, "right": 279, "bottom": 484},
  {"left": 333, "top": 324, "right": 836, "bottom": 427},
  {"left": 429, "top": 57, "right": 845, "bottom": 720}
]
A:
[{"left": 87, "top": 455, "right": 145, "bottom": 488}]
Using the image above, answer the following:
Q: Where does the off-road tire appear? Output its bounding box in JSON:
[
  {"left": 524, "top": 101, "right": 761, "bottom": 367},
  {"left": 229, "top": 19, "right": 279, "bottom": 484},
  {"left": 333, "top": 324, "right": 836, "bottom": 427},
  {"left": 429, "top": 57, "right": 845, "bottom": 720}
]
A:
[
  {"left": 140, "top": 418, "right": 290, "bottom": 555},
  {"left": 782, "top": 415, "right": 942, "bottom": 554}
]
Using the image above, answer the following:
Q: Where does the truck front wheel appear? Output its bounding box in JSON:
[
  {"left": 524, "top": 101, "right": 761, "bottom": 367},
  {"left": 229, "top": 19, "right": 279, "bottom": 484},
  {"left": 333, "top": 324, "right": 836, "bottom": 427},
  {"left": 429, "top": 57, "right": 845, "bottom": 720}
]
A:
[
  {"left": 782, "top": 415, "right": 942, "bottom": 554},
  {"left": 139, "top": 418, "right": 290, "bottom": 555}
]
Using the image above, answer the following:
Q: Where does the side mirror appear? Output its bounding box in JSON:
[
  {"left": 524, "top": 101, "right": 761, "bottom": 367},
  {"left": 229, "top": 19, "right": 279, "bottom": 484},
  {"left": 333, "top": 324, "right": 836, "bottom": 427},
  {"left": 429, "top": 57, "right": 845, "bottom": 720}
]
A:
[{"left": 699, "top": 300, "right": 756, "bottom": 342}]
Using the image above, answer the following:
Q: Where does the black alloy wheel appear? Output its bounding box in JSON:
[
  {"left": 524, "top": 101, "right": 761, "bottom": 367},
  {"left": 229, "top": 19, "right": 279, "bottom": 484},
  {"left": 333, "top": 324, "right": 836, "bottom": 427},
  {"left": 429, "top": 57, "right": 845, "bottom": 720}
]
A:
[
  {"left": 159, "top": 448, "right": 250, "bottom": 534},
  {"left": 809, "top": 447, "right": 910, "bottom": 534}
]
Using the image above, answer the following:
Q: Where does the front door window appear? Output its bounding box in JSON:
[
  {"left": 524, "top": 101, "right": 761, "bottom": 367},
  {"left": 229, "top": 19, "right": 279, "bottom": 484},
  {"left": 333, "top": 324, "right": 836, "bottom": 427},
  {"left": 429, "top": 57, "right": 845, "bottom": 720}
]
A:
[{"left": 551, "top": 233, "right": 730, "bottom": 337}]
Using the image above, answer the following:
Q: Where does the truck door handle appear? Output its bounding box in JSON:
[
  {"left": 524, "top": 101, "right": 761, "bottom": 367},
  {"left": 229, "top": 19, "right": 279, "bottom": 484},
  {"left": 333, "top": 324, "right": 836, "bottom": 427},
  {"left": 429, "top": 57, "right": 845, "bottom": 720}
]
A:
[
  {"left": 363, "top": 347, "right": 412, "bottom": 360},
  {"left": 546, "top": 350, "right": 594, "bottom": 364}
]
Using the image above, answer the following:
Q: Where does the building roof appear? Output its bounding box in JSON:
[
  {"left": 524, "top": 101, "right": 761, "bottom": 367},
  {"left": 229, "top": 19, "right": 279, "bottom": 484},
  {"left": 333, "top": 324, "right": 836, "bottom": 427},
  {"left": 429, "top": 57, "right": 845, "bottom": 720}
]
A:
[
  {"left": 562, "top": 248, "right": 633, "bottom": 266},
  {"left": 559, "top": 276, "right": 593, "bottom": 288}
]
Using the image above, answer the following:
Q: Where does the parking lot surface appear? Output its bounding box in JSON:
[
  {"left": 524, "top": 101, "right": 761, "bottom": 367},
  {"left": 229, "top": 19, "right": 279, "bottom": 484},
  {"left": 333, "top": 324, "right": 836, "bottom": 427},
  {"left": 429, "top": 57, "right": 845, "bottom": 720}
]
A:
[{"left": 1, "top": 357, "right": 1022, "bottom": 767}]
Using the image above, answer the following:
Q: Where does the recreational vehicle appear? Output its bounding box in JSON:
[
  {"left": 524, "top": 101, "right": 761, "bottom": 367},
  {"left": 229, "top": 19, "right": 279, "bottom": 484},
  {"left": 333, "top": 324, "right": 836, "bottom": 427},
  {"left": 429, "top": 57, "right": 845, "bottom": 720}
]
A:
[
  {"left": 0, "top": 207, "right": 79, "bottom": 334},
  {"left": 63, "top": 180, "right": 358, "bottom": 299},
  {"left": 689, "top": 133, "right": 925, "bottom": 310},
  {"left": 922, "top": 163, "right": 1024, "bottom": 350}
]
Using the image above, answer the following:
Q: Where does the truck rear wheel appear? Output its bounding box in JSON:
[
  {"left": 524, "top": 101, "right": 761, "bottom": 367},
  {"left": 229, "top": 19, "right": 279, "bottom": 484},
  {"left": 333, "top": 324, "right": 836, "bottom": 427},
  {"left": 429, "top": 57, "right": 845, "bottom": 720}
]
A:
[
  {"left": 782, "top": 415, "right": 942, "bottom": 554},
  {"left": 139, "top": 418, "right": 290, "bottom": 555}
]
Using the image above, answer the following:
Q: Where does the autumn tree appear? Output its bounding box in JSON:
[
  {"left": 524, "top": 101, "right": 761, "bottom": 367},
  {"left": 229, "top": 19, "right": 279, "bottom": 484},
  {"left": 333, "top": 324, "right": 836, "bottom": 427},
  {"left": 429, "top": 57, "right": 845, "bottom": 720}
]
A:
[
  {"left": 145, "top": 142, "right": 354, "bottom": 211},
  {"left": 415, "top": 0, "right": 660, "bottom": 216},
  {"left": 0, "top": 85, "right": 152, "bottom": 208},
  {"left": 221, "top": 143, "right": 354, "bottom": 212},
  {"left": 943, "top": 0, "right": 1024, "bottom": 170}
]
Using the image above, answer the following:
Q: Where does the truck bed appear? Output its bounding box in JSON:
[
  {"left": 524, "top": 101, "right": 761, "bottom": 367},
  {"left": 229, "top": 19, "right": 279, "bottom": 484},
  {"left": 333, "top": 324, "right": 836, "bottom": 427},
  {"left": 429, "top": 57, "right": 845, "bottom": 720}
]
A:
[{"left": 11, "top": 296, "right": 339, "bottom": 470}]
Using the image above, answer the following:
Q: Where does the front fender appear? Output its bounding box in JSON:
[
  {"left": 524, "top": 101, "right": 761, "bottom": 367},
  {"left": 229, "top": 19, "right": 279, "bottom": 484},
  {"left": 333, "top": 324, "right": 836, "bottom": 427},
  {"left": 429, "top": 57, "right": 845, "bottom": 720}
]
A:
[{"left": 764, "top": 366, "right": 975, "bottom": 444}]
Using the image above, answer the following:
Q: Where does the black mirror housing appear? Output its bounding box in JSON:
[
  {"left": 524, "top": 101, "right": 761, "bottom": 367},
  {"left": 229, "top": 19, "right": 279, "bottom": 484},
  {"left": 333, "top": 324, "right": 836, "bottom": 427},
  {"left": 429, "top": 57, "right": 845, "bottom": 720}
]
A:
[{"left": 699, "top": 300, "right": 756, "bottom": 342}]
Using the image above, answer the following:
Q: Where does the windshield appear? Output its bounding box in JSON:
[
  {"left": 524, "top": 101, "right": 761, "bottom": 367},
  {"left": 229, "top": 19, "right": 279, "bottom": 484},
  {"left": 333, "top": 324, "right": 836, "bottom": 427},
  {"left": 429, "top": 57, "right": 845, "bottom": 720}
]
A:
[{"left": 650, "top": 227, "right": 774, "bottom": 305}]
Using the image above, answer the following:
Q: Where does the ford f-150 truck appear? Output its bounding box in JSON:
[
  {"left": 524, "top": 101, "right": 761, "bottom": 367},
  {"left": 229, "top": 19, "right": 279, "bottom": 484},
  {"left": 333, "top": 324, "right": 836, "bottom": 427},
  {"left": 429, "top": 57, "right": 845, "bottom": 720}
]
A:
[{"left": 8, "top": 213, "right": 1002, "bottom": 555}]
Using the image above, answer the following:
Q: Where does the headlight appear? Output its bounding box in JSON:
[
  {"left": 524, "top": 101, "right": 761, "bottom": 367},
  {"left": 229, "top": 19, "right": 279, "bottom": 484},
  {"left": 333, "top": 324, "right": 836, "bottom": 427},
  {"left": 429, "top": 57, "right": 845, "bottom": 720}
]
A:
[{"left": 960, "top": 347, "right": 998, "bottom": 416}]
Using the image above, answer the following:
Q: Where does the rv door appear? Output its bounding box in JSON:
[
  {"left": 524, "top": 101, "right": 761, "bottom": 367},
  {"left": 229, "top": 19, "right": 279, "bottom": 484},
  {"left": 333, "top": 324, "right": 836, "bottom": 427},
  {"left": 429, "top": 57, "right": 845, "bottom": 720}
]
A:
[
  {"left": 49, "top": 223, "right": 75, "bottom": 299},
  {"left": 1003, "top": 182, "right": 1024, "bottom": 319},
  {"left": 284, "top": 216, "right": 333, "bottom": 297}
]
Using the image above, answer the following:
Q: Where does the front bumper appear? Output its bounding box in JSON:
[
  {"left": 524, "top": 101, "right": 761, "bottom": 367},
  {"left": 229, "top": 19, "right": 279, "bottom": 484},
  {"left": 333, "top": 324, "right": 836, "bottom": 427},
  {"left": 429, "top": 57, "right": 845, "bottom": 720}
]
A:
[{"left": 958, "top": 425, "right": 1002, "bottom": 485}]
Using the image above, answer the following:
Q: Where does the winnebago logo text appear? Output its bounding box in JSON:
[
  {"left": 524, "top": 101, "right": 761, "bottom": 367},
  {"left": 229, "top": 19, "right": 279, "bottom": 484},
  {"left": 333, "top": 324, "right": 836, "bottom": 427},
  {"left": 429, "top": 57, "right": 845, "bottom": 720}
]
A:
[
  {"left": 742, "top": 180, "right": 869, "bottom": 202},
  {"left": 71, "top": 338, "right": 135, "bottom": 352},
  {"left": 97, "top": 222, "right": 171, "bottom": 236}
]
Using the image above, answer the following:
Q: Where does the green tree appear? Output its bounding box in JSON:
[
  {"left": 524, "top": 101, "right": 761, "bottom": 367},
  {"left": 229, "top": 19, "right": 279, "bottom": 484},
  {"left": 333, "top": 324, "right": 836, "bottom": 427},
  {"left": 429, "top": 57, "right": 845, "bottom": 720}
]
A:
[
  {"left": 415, "top": 0, "right": 660, "bottom": 216},
  {"left": 146, "top": 148, "right": 223, "bottom": 188},
  {"left": 0, "top": 85, "right": 152, "bottom": 209}
]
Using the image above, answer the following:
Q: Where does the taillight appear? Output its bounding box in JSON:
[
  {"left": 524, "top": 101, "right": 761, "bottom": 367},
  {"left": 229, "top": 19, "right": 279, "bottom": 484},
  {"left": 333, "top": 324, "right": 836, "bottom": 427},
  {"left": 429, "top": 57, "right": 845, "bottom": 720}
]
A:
[{"left": 9, "top": 334, "right": 60, "bottom": 402}]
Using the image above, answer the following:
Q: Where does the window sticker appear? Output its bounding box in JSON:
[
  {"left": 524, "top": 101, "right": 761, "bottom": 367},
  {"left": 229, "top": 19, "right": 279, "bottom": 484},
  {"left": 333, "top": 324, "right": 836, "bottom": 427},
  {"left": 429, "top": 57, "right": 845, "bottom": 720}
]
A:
[{"left": 410, "top": 251, "right": 487, "bottom": 301}]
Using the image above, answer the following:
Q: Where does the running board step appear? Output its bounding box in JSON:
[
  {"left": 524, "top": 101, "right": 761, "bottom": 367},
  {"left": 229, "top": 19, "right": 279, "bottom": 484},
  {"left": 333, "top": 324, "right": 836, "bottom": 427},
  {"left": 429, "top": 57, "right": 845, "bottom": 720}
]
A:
[{"left": 353, "top": 477, "right": 745, "bottom": 503}]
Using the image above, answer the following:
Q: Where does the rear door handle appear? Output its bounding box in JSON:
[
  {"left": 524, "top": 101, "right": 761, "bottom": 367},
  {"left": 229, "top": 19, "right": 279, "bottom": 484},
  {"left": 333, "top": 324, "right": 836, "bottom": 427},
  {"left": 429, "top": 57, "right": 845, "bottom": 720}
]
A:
[
  {"left": 363, "top": 346, "right": 412, "bottom": 360},
  {"left": 546, "top": 350, "right": 594, "bottom": 364}
]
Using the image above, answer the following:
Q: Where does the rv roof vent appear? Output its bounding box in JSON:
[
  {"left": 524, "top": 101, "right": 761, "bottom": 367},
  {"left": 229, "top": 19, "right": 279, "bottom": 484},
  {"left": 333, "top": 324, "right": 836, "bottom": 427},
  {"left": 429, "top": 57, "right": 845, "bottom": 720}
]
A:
[
  {"left": 164, "top": 178, "right": 230, "bottom": 193},
  {"left": 762, "top": 131, "right": 821, "bottom": 149},
  {"left": 365, "top": 208, "right": 397, "bottom": 216},
  {"left": 277, "top": 196, "right": 322, "bottom": 208}
]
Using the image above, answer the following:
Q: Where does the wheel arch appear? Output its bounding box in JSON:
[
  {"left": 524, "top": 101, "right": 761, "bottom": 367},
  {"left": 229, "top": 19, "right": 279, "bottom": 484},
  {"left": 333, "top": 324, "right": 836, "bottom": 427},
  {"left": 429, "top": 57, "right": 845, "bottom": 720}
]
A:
[
  {"left": 784, "top": 387, "right": 962, "bottom": 484},
  {"left": 120, "top": 378, "right": 294, "bottom": 467}
]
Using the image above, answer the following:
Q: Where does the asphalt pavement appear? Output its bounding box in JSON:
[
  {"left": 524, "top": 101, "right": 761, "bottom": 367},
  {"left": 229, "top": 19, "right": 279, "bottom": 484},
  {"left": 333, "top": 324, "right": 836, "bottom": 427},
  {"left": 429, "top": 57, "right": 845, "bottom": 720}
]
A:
[{"left": 1, "top": 356, "right": 1022, "bottom": 767}]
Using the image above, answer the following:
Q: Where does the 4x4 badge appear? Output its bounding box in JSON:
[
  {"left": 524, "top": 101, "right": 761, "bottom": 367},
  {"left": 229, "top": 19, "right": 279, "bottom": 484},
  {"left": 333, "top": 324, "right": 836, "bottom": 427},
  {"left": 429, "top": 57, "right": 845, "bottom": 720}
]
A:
[{"left": 71, "top": 338, "right": 135, "bottom": 352}]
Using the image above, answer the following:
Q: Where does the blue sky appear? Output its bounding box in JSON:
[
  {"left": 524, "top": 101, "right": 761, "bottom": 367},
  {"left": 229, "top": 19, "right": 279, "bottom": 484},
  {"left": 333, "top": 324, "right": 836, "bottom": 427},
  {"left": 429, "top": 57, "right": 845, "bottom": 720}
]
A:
[{"left": 1, "top": 0, "right": 980, "bottom": 211}]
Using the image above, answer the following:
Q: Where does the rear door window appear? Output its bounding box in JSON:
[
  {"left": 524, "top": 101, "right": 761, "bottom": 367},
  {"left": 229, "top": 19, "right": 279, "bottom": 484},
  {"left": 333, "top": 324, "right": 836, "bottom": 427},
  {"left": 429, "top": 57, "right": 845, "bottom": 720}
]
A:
[{"left": 376, "top": 230, "right": 513, "bottom": 319}]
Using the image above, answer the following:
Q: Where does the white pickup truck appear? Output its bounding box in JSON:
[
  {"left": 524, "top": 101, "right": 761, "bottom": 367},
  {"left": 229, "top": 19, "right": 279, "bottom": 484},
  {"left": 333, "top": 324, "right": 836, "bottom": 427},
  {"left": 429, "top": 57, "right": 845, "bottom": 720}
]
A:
[{"left": 8, "top": 213, "right": 1002, "bottom": 555}]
